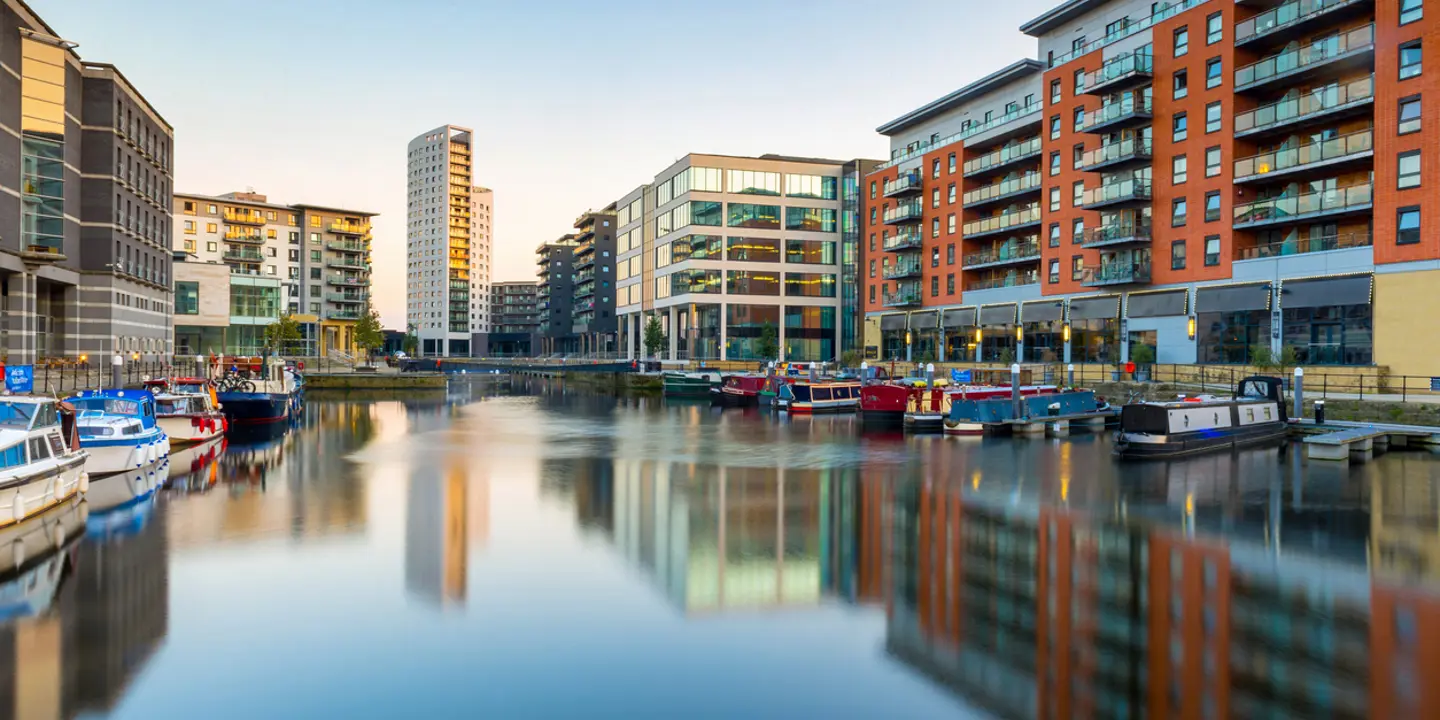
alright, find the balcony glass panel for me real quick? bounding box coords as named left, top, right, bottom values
left=1234, top=25, right=1374, bottom=89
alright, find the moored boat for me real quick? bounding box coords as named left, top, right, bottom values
left=150, top=378, right=227, bottom=445
left=942, top=385, right=1091, bottom=436
left=1115, top=376, right=1288, bottom=459
left=216, top=358, right=301, bottom=426
left=859, top=381, right=921, bottom=427
left=663, top=371, right=722, bottom=398
left=711, top=375, right=765, bottom=407
left=777, top=380, right=862, bottom=414
left=0, top=397, right=89, bottom=526
left=67, top=389, right=170, bottom=477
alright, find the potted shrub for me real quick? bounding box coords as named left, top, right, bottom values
left=1130, top=344, right=1156, bottom=382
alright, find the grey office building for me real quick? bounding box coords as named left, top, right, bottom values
left=535, top=236, right=576, bottom=355
left=571, top=209, right=617, bottom=355
left=0, top=2, right=174, bottom=364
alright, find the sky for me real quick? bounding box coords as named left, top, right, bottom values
left=38, top=0, right=1055, bottom=328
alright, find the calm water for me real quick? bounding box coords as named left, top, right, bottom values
left=7, top=378, right=1440, bottom=718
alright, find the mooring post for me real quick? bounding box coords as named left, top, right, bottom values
left=1011, top=363, right=1022, bottom=419
left=1293, top=366, right=1304, bottom=421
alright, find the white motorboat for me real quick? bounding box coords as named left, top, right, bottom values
left=0, top=397, right=89, bottom=527
left=67, top=389, right=170, bottom=477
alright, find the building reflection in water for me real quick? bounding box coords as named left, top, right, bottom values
left=882, top=446, right=1440, bottom=719
left=405, top=452, right=489, bottom=609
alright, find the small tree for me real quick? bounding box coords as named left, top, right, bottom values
left=1250, top=344, right=1277, bottom=371
left=642, top=316, right=666, bottom=359
left=756, top=322, right=779, bottom=362
left=264, top=315, right=302, bottom=356
left=403, top=323, right=419, bottom=356
left=1278, top=345, right=1299, bottom=373
left=353, top=304, right=384, bottom=365
left=840, top=350, right=862, bottom=369
left=1130, top=344, right=1156, bottom=366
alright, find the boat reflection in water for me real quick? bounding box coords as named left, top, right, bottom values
left=165, top=437, right=224, bottom=494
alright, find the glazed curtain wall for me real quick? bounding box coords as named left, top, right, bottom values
left=784, top=306, right=836, bottom=362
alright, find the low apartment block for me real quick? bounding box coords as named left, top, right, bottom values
left=863, top=0, right=1437, bottom=376
left=479, top=280, right=539, bottom=357
left=571, top=209, right=618, bottom=355
left=172, top=191, right=375, bottom=357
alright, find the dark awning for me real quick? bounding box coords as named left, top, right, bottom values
left=1196, top=283, right=1269, bottom=313
left=942, top=307, right=977, bottom=328
left=880, top=314, right=907, bottom=330
left=1021, top=300, right=1063, bottom=323
left=1069, top=295, right=1121, bottom=320
left=909, top=310, right=939, bottom=329
left=1126, top=289, right=1188, bottom=318
left=1282, top=274, right=1372, bottom=309
left=979, top=303, right=1016, bottom=326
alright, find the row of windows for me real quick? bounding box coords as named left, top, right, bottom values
left=658, top=202, right=838, bottom=236
left=652, top=271, right=837, bottom=299
left=654, top=237, right=837, bottom=268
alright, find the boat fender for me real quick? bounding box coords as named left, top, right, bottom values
left=130, top=447, right=141, bottom=468
left=78, top=472, right=89, bottom=495
left=11, top=494, right=24, bottom=523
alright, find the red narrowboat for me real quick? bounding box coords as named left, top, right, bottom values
left=711, top=375, right=766, bottom=407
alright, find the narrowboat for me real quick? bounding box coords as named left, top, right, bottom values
left=859, top=380, right=926, bottom=427
left=777, top=380, right=862, bottom=414
left=942, top=386, right=1092, bottom=436
left=216, top=358, right=302, bottom=426
left=0, top=397, right=89, bottom=526
left=67, top=389, right=170, bottom=477
left=150, top=379, right=227, bottom=445
left=1114, top=376, right=1288, bottom=459
left=711, top=375, right=766, bottom=407
left=663, top=371, right=722, bottom=398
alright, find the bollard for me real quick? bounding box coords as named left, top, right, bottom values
left=111, top=354, right=122, bottom=389
left=926, top=363, right=935, bottom=387
left=860, top=362, right=869, bottom=386
left=1315, top=400, right=1326, bottom=425
left=1067, top=363, right=1075, bottom=389
left=1292, top=367, right=1304, bottom=421
left=1011, top=363, right=1022, bottom=420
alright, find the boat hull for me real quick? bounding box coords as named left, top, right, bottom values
left=1116, top=423, right=1288, bottom=459
left=80, top=432, right=170, bottom=477
left=0, top=455, right=87, bottom=528
left=84, top=458, right=167, bottom=513
left=218, top=392, right=291, bottom=425
left=711, top=389, right=757, bottom=407
left=157, top=414, right=226, bottom=445
left=782, top=398, right=860, bottom=414
left=662, top=375, right=718, bottom=398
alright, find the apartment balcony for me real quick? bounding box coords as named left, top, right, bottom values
left=1082, top=219, right=1152, bottom=248
left=326, top=240, right=368, bottom=253
left=327, top=256, right=370, bottom=270
left=963, top=205, right=1042, bottom=239
left=963, top=137, right=1043, bottom=178
left=329, top=221, right=369, bottom=236
left=325, top=310, right=362, bottom=321
left=963, top=238, right=1041, bottom=270
left=1078, top=138, right=1152, bottom=173
left=223, top=210, right=265, bottom=226
left=883, top=258, right=923, bottom=280
left=1080, top=178, right=1151, bottom=210
left=967, top=272, right=1039, bottom=292
left=883, top=201, right=924, bottom=225
left=883, top=171, right=923, bottom=198
left=1083, top=261, right=1152, bottom=287
left=882, top=286, right=924, bottom=308
left=325, top=293, right=367, bottom=304
left=962, top=101, right=1044, bottom=149
left=1235, top=0, right=1374, bottom=49
left=574, top=240, right=596, bottom=257
left=1234, top=76, right=1373, bottom=138
left=1233, top=129, right=1373, bottom=184
left=325, top=275, right=371, bottom=287
left=1234, top=231, right=1373, bottom=261
left=1234, top=24, right=1374, bottom=93
left=1232, top=182, right=1372, bottom=229
left=1083, top=51, right=1153, bottom=95
left=1081, top=96, right=1153, bottom=134
left=575, top=285, right=595, bottom=300
left=962, top=173, right=1042, bottom=209
left=222, top=249, right=264, bottom=263
left=224, top=231, right=265, bottom=245
left=575, top=254, right=596, bottom=269
left=883, top=228, right=924, bottom=252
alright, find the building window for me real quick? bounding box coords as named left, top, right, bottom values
left=1205, top=102, right=1222, bottom=133
left=1206, top=12, right=1222, bottom=44
left=1073, top=68, right=1085, bottom=93
left=947, top=243, right=956, bottom=264
left=1173, top=113, right=1188, bottom=142
left=1072, top=181, right=1085, bottom=206
left=207, top=204, right=217, bottom=213
left=1400, top=95, right=1422, bottom=134
left=930, top=276, right=940, bottom=297
left=1399, top=150, right=1422, bottom=188
left=1205, top=146, right=1221, bottom=177
left=948, top=183, right=957, bottom=203
left=1205, top=58, right=1222, bottom=88
left=869, top=259, right=876, bottom=278
left=947, top=213, right=957, bottom=234
left=1402, top=0, right=1423, bottom=24
left=1072, top=255, right=1084, bottom=280
left=869, top=181, right=876, bottom=199
left=1171, top=240, right=1186, bottom=269
left=931, top=159, right=941, bottom=179
left=1051, top=79, right=1062, bottom=104
left=1048, top=259, right=1060, bottom=283
left=1173, top=154, right=1188, bottom=184
left=1050, top=151, right=1061, bottom=176
left=1174, top=26, right=1189, bottom=57
left=1204, top=191, right=1221, bottom=221
left=948, top=153, right=957, bottom=173
left=206, top=241, right=217, bottom=252
left=1172, top=197, right=1188, bottom=226
left=1401, top=41, right=1423, bottom=79
left=932, top=188, right=941, bottom=208
left=1049, top=187, right=1061, bottom=211
left=1049, top=223, right=1061, bottom=247
left=931, top=217, right=941, bottom=238
left=1073, top=144, right=1085, bottom=169
left=868, top=233, right=875, bottom=252
left=175, top=282, right=199, bottom=314
left=1398, top=206, right=1421, bottom=244
left=183, top=220, right=195, bottom=234
left=1204, top=235, right=1221, bottom=266
left=869, top=285, right=875, bottom=303
left=1174, top=70, right=1188, bottom=99
left=1073, top=107, right=1085, bottom=131
left=946, top=273, right=955, bottom=294
left=1050, top=115, right=1061, bottom=139
left=206, top=223, right=217, bottom=233
left=1072, top=218, right=1085, bottom=245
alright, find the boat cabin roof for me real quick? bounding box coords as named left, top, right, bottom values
left=0, top=397, right=60, bottom=432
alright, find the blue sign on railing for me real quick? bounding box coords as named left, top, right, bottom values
left=951, top=369, right=972, bottom=384
left=5, top=365, right=33, bottom=394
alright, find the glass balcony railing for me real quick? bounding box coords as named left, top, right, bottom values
left=1081, top=96, right=1153, bottom=132
left=1234, top=231, right=1372, bottom=260
left=222, top=249, right=264, bottom=263
left=224, top=231, right=265, bottom=244
left=962, top=136, right=1043, bottom=177
left=963, top=238, right=1041, bottom=267
left=883, top=258, right=924, bottom=279
left=1080, top=178, right=1151, bottom=208
left=1236, top=0, right=1367, bottom=46
left=882, top=287, right=923, bottom=307
left=326, top=310, right=362, bottom=321
left=967, top=273, right=1039, bottom=291
left=1233, top=129, right=1372, bottom=179
left=223, top=210, right=265, bottom=225
left=328, top=221, right=370, bottom=235
left=1084, top=261, right=1151, bottom=286
left=1046, top=0, right=1213, bottom=68
left=962, top=173, right=1042, bottom=206
left=1083, top=52, right=1153, bottom=93
left=1234, top=76, right=1373, bottom=135
left=1082, top=220, right=1152, bottom=247
left=883, top=228, right=924, bottom=251
left=326, top=275, right=371, bottom=287
left=326, top=240, right=368, bottom=253
left=962, top=205, right=1041, bottom=236
left=877, top=102, right=1042, bottom=171
left=1234, top=25, right=1374, bottom=90
left=883, top=201, right=924, bottom=224
left=1079, top=138, right=1152, bottom=170
left=326, top=256, right=370, bottom=270
left=325, top=293, right=367, bottom=303
left=1233, top=182, right=1373, bottom=226
left=883, top=171, right=923, bottom=197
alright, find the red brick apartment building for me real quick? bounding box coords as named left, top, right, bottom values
left=862, top=0, right=1440, bottom=378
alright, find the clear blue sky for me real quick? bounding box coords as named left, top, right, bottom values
left=39, top=0, right=1054, bottom=327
